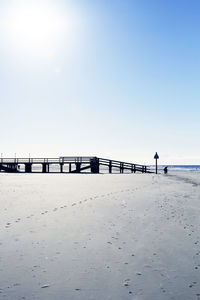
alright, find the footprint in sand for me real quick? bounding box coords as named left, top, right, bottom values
left=13, top=283, right=21, bottom=287
left=41, top=284, right=50, bottom=289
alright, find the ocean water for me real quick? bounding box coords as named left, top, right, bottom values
left=158, top=165, right=200, bottom=173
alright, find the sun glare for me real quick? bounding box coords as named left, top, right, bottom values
left=2, top=2, right=69, bottom=55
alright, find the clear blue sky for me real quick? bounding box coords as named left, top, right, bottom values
left=0, top=0, right=200, bottom=164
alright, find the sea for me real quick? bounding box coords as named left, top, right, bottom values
left=158, top=165, right=200, bottom=173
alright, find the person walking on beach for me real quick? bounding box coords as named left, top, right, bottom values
left=164, top=166, right=168, bottom=174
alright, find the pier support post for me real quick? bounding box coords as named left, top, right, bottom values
left=90, top=157, right=99, bottom=173
left=42, top=163, right=47, bottom=173
left=60, top=163, right=63, bottom=173
left=75, top=162, right=81, bottom=173
left=120, top=163, right=124, bottom=173
left=42, top=163, right=49, bottom=173
left=109, top=161, right=112, bottom=173
left=134, top=165, right=136, bottom=173
left=69, top=163, right=72, bottom=173
left=131, top=164, right=133, bottom=173
left=25, top=163, right=32, bottom=173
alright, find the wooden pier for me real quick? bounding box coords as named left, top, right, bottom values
left=0, top=156, right=152, bottom=174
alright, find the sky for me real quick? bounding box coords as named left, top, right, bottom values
left=0, top=0, right=200, bottom=165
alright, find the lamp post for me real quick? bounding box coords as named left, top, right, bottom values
left=154, top=152, right=159, bottom=174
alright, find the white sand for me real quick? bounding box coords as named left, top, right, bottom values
left=0, top=172, right=200, bottom=300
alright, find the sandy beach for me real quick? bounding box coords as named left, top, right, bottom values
left=1, top=171, right=200, bottom=300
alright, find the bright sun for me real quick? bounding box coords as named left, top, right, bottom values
left=2, top=1, right=69, bottom=55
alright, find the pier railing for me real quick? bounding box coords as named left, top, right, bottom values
left=0, top=157, right=93, bottom=164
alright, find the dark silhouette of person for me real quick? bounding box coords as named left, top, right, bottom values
left=164, top=166, right=168, bottom=174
